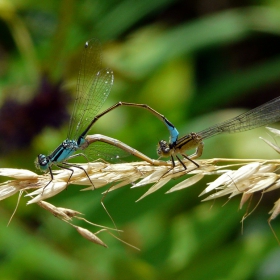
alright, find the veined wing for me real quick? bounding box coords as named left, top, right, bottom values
left=87, top=142, right=131, bottom=161
left=199, top=96, right=280, bottom=139
left=68, top=38, right=113, bottom=140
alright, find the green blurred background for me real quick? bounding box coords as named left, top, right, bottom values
left=1, top=0, right=280, bottom=279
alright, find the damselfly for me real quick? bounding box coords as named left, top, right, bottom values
left=157, top=96, right=280, bottom=169
left=35, top=38, right=114, bottom=188
left=35, top=39, right=175, bottom=189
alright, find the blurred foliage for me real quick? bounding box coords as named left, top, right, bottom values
left=1, top=0, right=280, bottom=279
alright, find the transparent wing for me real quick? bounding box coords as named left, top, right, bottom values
left=68, top=38, right=113, bottom=140
left=86, top=142, right=131, bottom=161
left=199, top=96, right=280, bottom=139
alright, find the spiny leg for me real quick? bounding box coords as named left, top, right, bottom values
left=176, top=155, right=187, bottom=170
left=156, top=155, right=177, bottom=180
left=65, top=152, right=95, bottom=188
left=181, top=154, right=199, bottom=168
left=155, top=153, right=189, bottom=180
left=57, top=164, right=75, bottom=186
left=42, top=167, right=55, bottom=194
left=161, top=153, right=199, bottom=179
left=61, top=162, right=95, bottom=189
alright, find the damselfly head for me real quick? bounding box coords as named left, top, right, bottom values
left=35, top=154, right=50, bottom=171
left=157, top=140, right=172, bottom=157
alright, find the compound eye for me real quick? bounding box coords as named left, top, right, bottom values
left=37, top=154, right=49, bottom=169
left=157, top=147, right=163, bottom=156
left=164, top=146, right=170, bottom=153
left=62, top=140, right=69, bottom=148
left=157, top=140, right=171, bottom=157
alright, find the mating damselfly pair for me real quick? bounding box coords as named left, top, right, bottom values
left=36, top=38, right=280, bottom=191
left=35, top=38, right=174, bottom=191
